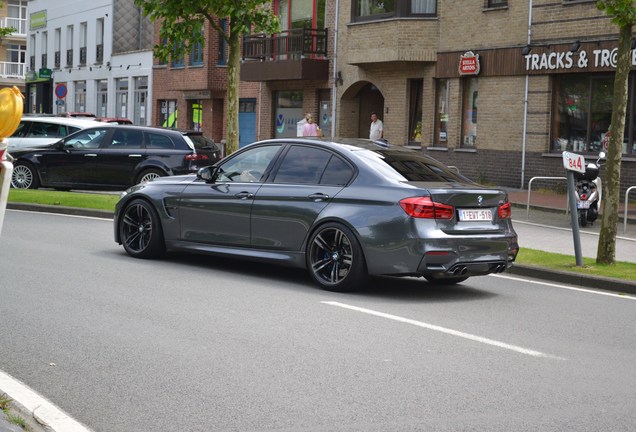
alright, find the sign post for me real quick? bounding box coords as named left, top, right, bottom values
left=562, top=151, right=585, bottom=266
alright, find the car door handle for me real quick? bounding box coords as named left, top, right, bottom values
left=128, top=154, right=143, bottom=158
left=308, top=193, right=329, bottom=202
left=235, top=191, right=254, bottom=200
left=84, top=154, right=98, bottom=157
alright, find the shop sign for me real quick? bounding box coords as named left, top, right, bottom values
left=39, top=68, right=52, bottom=79
left=562, top=151, right=585, bottom=174
left=459, top=51, right=480, bottom=76
left=29, top=10, right=47, bottom=30
left=525, top=48, right=636, bottom=72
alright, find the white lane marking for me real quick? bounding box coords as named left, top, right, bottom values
left=322, top=301, right=562, bottom=359
left=513, top=219, right=636, bottom=242
left=491, top=273, right=636, bottom=300
left=0, top=369, right=93, bottom=432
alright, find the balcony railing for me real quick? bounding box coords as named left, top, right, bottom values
left=0, top=61, right=25, bottom=79
left=55, top=51, right=60, bottom=68
left=242, top=28, right=328, bottom=61
left=79, top=47, right=87, bottom=65
left=0, top=17, right=27, bottom=37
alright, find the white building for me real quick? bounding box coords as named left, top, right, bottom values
left=26, top=0, right=153, bottom=124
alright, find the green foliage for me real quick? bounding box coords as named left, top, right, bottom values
left=597, top=0, right=636, bottom=26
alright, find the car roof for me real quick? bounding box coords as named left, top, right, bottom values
left=20, top=116, right=106, bottom=127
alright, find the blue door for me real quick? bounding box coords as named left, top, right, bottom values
left=239, top=99, right=256, bottom=148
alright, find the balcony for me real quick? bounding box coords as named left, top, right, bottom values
left=240, top=28, right=329, bottom=82
left=0, top=61, right=25, bottom=79
left=0, top=17, right=27, bottom=38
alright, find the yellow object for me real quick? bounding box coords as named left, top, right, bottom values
left=0, top=86, right=24, bottom=138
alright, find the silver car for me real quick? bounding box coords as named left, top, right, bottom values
left=114, top=138, right=519, bottom=291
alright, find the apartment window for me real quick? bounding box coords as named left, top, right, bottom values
left=408, top=79, right=423, bottom=145
left=191, top=33, right=204, bottom=66
left=7, top=44, right=25, bottom=77
left=28, top=34, right=35, bottom=69
left=96, top=18, right=104, bottom=63
left=96, top=80, right=108, bottom=117
left=217, top=19, right=227, bottom=66
left=352, top=0, right=436, bottom=21
left=41, top=32, right=48, bottom=68
left=171, top=41, right=184, bottom=68
left=486, top=0, right=507, bottom=7
left=434, top=79, right=449, bottom=146
left=74, top=81, right=87, bottom=112
left=79, top=22, right=87, bottom=65
left=66, top=25, right=74, bottom=67
left=115, top=78, right=129, bottom=118
left=461, top=77, right=478, bottom=148
left=133, top=76, right=148, bottom=125
left=54, top=28, right=61, bottom=68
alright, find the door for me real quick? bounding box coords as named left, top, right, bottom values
left=251, top=145, right=353, bottom=251
left=179, top=144, right=283, bottom=246
left=239, top=99, right=256, bottom=148
left=93, top=128, right=146, bottom=187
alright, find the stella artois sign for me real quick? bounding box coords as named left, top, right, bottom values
left=459, top=51, right=480, bottom=76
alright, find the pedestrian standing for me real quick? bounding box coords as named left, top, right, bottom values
left=369, top=112, right=383, bottom=140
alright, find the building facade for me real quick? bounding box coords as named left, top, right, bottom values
left=25, top=0, right=153, bottom=124
left=0, top=0, right=27, bottom=94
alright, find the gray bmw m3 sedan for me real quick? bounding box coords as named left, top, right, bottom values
left=114, top=138, right=518, bottom=292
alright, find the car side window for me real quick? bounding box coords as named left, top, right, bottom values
left=273, top=146, right=332, bottom=185
left=65, top=129, right=109, bottom=149
left=321, top=155, right=354, bottom=186
left=11, top=121, right=27, bottom=137
left=110, top=129, right=143, bottom=149
left=146, top=132, right=175, bottom=149
left=217, top=145, right=281, bottom=183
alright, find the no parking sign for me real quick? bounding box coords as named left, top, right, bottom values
left=55, top=83, right=67, bottom=99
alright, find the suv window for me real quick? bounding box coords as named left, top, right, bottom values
left=65, top=129, right=110, bottom=149
left=110, top=129, right=143, bottom=149
left=146, top=132, right=175, bottom=149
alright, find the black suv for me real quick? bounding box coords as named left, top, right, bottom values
left=10, top=125, right=221, bottom=190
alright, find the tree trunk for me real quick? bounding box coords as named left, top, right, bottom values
left=596, top=25, right=631, bottom=264
left=225, top=31, right=241, bottom=156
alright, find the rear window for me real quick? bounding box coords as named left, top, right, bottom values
left=357, top=149, right=470, bottom=183
left=187, top=134, right=219, bottom=151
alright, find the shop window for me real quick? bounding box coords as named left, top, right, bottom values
left=115, top=78, right=129, bottom=119
left=434, top=79, right=449, bottom=147
left=408, top=79, right=423, bottom=145
left=190, top=100, right=202, bottom=131
left=274, top=91, right=303, bottom=138
left=96, top=79, right=107, bottom=117
left=486, top=0, right=507, bottom=8
left=74, top=81, right=86, bottom=112
left=552, top=74, right=622, bottom=154
left=160, top=100, right=178, bottom=128
left=461, top=78, right=478, bottom=148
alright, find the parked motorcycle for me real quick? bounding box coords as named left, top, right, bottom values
left=574, top=151, right=605, bottom=227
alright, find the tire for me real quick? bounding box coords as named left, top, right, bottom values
left=424, top=275, right=469, bottom=285
left=579, top=209, right=587, bottom=227
left=307, top=222, right=367, bottom=292
left=11, top=161, right=40, bottom=189
left=136, top=168, right=164, bottom=185
left=119, top=199, right=165, bottom=258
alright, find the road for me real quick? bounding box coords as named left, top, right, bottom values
left=1, top=210, right=635, bottom=431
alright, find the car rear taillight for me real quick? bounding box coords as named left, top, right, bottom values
left=185, top=153, right=209, bottom=161
left=497, top=202, right=512, bottom=219
left=399, top=197, right=454, bottom=220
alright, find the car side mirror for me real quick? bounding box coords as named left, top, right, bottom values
left=197, top=166, right=218, bottom=182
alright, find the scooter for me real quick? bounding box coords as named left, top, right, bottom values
left=574, top=151, right=605, bottom=227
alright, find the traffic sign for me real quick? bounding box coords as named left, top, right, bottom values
left=562, top=151, right=585, bottom=174
left=55, top=83, right=67, bottom=99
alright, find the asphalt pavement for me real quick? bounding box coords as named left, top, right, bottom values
left=2, top=189, right=636, bottom=432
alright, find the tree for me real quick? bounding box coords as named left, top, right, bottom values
left=135, top=0, right=279, bottom=155
left=595, top=1, right=636, bottom=265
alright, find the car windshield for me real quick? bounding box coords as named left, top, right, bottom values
left=355, top=148, right=471, bottom=183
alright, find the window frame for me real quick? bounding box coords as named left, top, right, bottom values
left=351, top=0, right=436, bottom=22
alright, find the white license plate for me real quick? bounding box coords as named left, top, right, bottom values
left=458, top=209, right=493, bottom=221
left=577, top=201, right=591, bottom=209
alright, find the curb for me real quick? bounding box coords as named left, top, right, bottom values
left=7, top=201, right=636, bottom=296
left=508, top=264, right=636, bottom=295
left=7, top=202, right=114, bottom=219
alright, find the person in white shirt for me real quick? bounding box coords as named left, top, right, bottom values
left=369, top=112, right=383, bottom=140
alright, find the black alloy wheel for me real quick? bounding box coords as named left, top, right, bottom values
left=307, top=223, right=366, bottom=292
left=120, top=199, right=165, bottom=258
